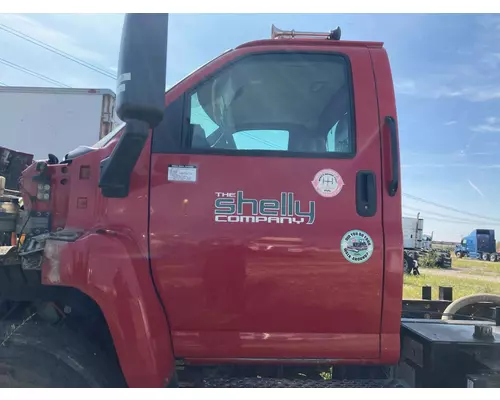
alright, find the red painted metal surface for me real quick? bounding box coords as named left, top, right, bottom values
left=36, top=138, right=176, bottom=388
left=148, top=42, right=400, bottom=363
left=369, top=47, right=403, bottom=363
left=27, top=37, right=403, bottom=386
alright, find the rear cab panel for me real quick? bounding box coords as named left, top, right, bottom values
left=369, top=47, right=403, bottom=362
left=149, top=38, right=401, bottom=363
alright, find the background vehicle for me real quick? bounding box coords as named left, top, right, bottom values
left=0, top=86, right=117, bottom=162
left=455, top=229, right=500, bottom=262
left=0, top=15, right=499, bottom=389
left=403, top=216, right=452, bottom=273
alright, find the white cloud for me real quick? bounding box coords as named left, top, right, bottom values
left=394, top=79, right=417, bottom=95
left=486, top=117, right=500, bottom=124
left=402, top=162, right=500, bottom=169
left=444, top=120, right=457, bottom=126
left=467, top=179, right=484, bottom=198
left=472, top=125, right=500, bottom=132
left=471, top=117, right=500, bottom=132
left=396, top=78, right=500, bottom=102
left=395, top=16, right=500, bottom=103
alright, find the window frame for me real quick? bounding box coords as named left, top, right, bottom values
left=152, top=50, right=358, bottom=159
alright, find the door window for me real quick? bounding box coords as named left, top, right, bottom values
left=187, top=52, right=354, bottom=156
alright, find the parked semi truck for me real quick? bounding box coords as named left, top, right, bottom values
left=0, top=14, right=500, bottom=388
left=455, top=229, right=499, bottom=262
left=403, top=216, right=451, bottom=273
left=0, top=86, right=117, bottom=162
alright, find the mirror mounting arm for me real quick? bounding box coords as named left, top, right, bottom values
left=99, top=119, right=149, bottom=198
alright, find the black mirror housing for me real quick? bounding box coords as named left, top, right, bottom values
left=99, top=13, right=168, bottom=198
left=116, top=13, right=169, bottom=128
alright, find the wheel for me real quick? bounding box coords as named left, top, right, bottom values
left=490, top=253, right=497, bottom=262
left=403, top=253, right=415, bottom=274
left=0, top=320, right=126, bottom=387
left=437, top=254, right=444, bottom=265
left=403, top=256, right=413, bottom=274
left=455, top=251, right=463, bottom=258
left=482, top=253, right=489, bottom=261
left=440, top=256, right=452, bottom=269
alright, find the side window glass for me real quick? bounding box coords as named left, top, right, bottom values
left=326, top=114, right=350, bottom=153
left=326, top=122, right=339, bottom=151
left=233, top=130, right=289, bottom=151
left=187, top=53, right=353, bottom=155
left=190, top=92, right=219, bottom=138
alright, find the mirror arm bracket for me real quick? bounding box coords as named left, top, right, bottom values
left=99, top=119, right=150, bottom=198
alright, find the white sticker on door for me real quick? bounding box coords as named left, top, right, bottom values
left=340, top=230, right=374, bottom=264
left=312, top=169, right=344, bottom=198
left=168, top=164, right=197, bottom=183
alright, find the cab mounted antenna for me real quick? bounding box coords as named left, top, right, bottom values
left=271, top=24, right=341, bottom=40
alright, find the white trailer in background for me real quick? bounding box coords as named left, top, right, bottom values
left=0, top=86, right=118, bottom=161
left=403, top=216, right=424, bottom=251
left=402, top=216, right=451, bottom=273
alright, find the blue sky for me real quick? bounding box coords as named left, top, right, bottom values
left=1, top=13, right=500, bottom=241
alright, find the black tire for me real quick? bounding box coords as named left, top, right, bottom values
left=482, top=253, right=489, bottom=261
left=490, top=253, right=497, bottom=262
left=0, top=320, right=126, bottom=387
left=403, top=254, right=413, bottom=274
left=455, top=251, right=463, bottom=258
left=441, top=257, right=452, bottom=269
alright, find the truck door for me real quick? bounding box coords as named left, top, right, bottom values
left=149, top=45, right=386, bottom=361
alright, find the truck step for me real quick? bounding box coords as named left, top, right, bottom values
left=186, top=377, right=403, bottom=388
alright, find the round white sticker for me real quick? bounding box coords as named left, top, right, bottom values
left=312, top=169, right=344, bottom=198
left=340, top=230, right=374, bottom=264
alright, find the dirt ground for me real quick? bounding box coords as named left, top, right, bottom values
left=422, top=266, right=500, bottom=283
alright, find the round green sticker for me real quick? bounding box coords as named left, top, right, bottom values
left=340, top=230, right=374, bottom=264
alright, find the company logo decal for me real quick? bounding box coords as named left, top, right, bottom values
left=214, top=191, right=315, bottom=225
left=312, top=169, right=344, bottom=198
left=340, top=230, right=374, bottom=264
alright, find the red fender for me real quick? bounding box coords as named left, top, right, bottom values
left=41, top=231, right=175, bottom=388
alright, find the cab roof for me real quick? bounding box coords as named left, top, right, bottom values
left=237, top=38, right=384, bottom=50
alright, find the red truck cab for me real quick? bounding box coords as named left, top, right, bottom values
left=18, top=17, right=403, bottom=387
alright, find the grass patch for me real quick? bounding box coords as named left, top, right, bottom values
left=403, top=273, right=500, bottom=300
left=453, top=257, right=500, bottom=275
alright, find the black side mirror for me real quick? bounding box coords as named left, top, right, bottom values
left=99, top=13, right=169, bottom=198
